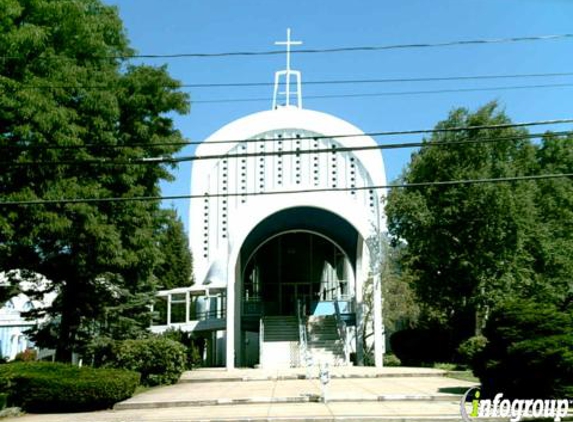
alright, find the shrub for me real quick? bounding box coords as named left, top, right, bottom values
left=433, top=362, right=457, bottom=371
left=13, top=349, right=37, bottom=362
left=472, top=300, right=573, bottom=398
left=83, top=336, right=115, bottom=367
left=457, top=335, right=487, bottom=366
left=161, top=328, right=203, bottom=369
left=383, top=353, right=401, bottom=367
left=0, top=362, right=139, bottom=412
left=109, top=337, right=186, bottom=386
left=390, top=327, right=452, bottom=366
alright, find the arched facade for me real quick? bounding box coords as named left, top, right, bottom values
left=183, top=106, right=386, bottom=368
left=151, top=33, right=387, bottom=368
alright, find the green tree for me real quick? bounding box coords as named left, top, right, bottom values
left=0, top=0, right=189, bottom=360
left=473, top=300, right=573, bottom=398
left=385, top=102, right=540, bottom=341
left=154, top=209, right=193, bottom=290
left=531, top=133, right=573, bottom=306
left=362, top=238, right=419, bottom=365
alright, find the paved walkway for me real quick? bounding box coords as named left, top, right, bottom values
left=3, top=367, right=480, bottom=422
left=178, top=366, right=449, bottom=382
left=4, top=402, right=472, bottom=422
left=115, top=375, right=469, bottom=409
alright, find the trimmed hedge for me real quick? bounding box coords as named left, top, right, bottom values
left=0, top=362, right=140, bottom=413
left=109, top=337, right=186, bottom=386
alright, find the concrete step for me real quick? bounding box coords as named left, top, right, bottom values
left=308, top=343, right=344, bottom=350
left=116, top=394, right=465, bottom=410
left=308, top=334, right=340, bottom=341
left=263, top=316, right=300, bottom=342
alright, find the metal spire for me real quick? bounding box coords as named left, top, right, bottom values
left=272, top=28, right=303, bottom=109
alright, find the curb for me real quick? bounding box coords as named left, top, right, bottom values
left=179, top=372, right=448, bottom=383
left=114, top=394, right=462, bottom=410
left=131, top=418, right=507, bottom=422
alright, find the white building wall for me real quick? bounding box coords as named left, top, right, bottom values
left=190, top=107, right=386, bottom=288
left=189, top=106, right=387, bottom=368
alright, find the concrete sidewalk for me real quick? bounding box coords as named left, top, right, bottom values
left=2, top=367, right=481, bottom=422
left=3, top=401, right=473, bottom=422
left=114, top=375, right=470, bottom=409
left=178, top=366, right=450, bottom=382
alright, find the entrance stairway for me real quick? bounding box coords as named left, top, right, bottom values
left=259, top=315, right=347, bottom=368
left=260, top=316, right=300, bottom=368
left=306, top=315, right=347, bottom=366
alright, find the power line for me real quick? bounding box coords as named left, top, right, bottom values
left=1, top=173, right=572, bottom=206
left=191, top=82, right=573, bottom=104
left=3, top=118, right=573, bottom=153
left=3, top=33, right=572, bottom=61
left=14, top=71, right=573, bottom=90
left=4, top=130, right=572, bottom=167
left=186, top=72, right=573, bottom=88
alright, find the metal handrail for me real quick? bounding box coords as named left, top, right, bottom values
left=333, top=299, right=350, bottom=365
left=297, top=299, right=312, bottom=374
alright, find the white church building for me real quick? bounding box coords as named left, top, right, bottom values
left=152, top=30, right=387, bottom=369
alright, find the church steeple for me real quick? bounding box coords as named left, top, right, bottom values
left=272, top=28, right=303, bottom=109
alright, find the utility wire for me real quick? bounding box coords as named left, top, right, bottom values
left=4, top=130, right=572, bottom=167
left=11, top=33, right=573, bottom=60
left=13, top=71, right=573, bottom=90
left=1, top=173, right=572, bottom=206
left=3, top=34, right=572, bottom=61
left=3, top=118, right=573, bottom=153
left=12, top=80, right=573, bottom=105
left=192, top=82, right=573, bottom=104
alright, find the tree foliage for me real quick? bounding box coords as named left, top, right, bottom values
left=0, top=0, right=190, bottom=360
left=386, top=102, right=573, bottom=343
left=154, top=209, right=193, bottom=290
left=473, top=300, right=573, bottom=398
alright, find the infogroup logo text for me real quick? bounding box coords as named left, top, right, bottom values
left=460, top=388, right=570, bottom=422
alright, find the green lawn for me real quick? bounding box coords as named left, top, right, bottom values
left=446, top=370, right=479, bottom=384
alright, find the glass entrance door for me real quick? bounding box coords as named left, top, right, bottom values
left=281, top=283, right=311, bottom=316
left=243, top=232, right=351, bottom=317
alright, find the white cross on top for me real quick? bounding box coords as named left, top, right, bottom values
left=275, top=28, right=302, bottom=72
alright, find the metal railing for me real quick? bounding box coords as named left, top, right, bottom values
left=333, top=299, right=350, bottom=364
left=192, top=308, right=226, bottom=321
left=297, top=299, right=312, bottom=376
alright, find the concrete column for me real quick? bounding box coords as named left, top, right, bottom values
left=234, top=261, right=242, bottom=367
left=167, top=294, right=172, bottom=326
left=373, top=273, right=384, bottom=368
left=355, top=239, right=364, bottom=365
left=185, top=291, right=190, bottom=323
left=225, top=268, right=235, bottom=370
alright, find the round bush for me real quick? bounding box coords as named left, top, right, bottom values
left=457, top=335, right=488, bottom=365
left=109, top=337, right=186, bottom=386
left=0, top=362, right=139, bottom=413
left=472, top=300, right=573, bottom=398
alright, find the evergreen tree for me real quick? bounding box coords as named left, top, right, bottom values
left=154, top=209, right=193, bottom=290
left=0, top=0, right=189, bottom=360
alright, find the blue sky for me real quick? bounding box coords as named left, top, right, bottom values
left=104, top=0, right=573, bottom=232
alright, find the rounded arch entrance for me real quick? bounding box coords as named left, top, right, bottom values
left=243, top=230, right=354, bottom=317
left=235, top=206, right=361, bottom=366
